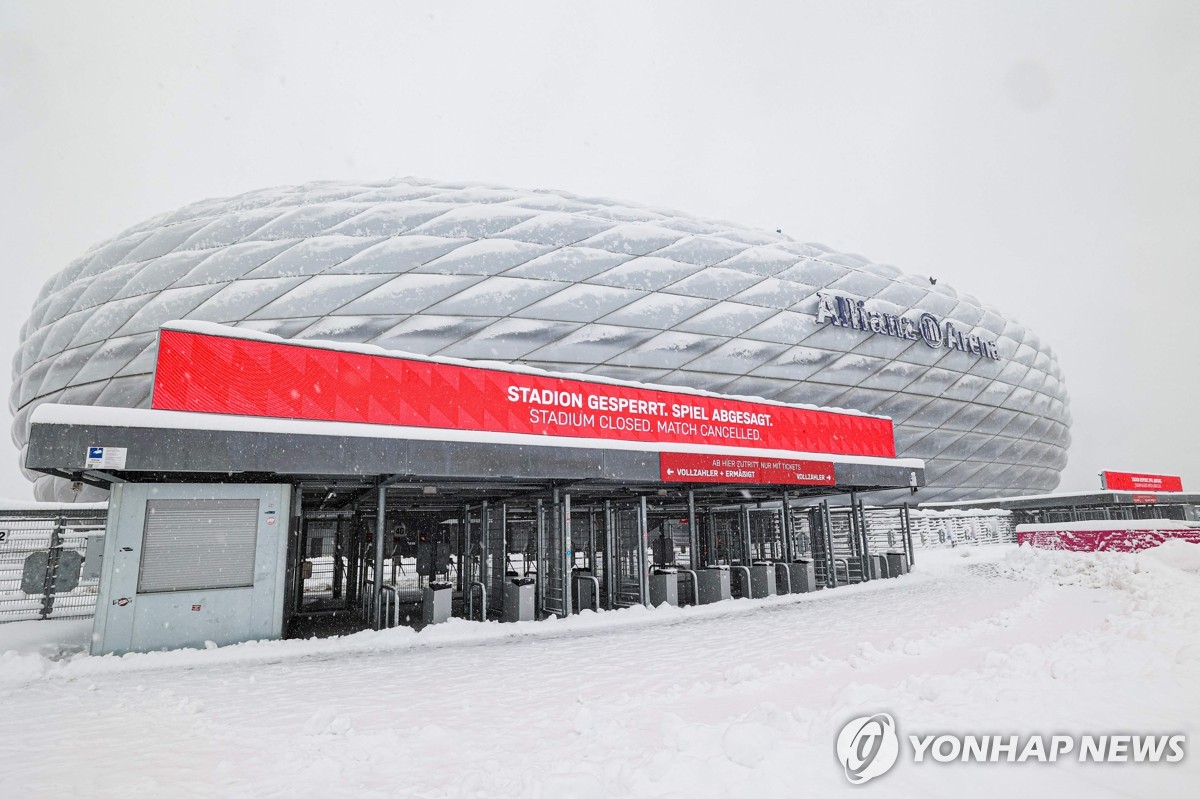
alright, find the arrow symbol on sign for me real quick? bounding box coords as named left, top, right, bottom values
left=667, top=469, right=675, bottom=475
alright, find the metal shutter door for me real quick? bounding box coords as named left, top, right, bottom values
left=137, top=498, right=260, bottom=593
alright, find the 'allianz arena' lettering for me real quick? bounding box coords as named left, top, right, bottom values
left=816, top=293, right=1001, bottom=360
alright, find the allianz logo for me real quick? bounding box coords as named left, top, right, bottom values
left=815, top=292, right=1002, bottom=360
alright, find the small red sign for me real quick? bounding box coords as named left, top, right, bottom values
left=1102, top=471, right=1184, bottom=492
left=1132, top=494, right=1158, bottom=505
left=191, top=605, right=202, bottom=611
left=660, top=452, right=835, bottom=485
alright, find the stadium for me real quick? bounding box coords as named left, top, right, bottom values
left=10, top=178, right=1070, bottom=503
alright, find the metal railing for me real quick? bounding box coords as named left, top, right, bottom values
left=832, top=557, right=849, bottom=587
left=574, top=573, right=600, bottom=612
left=729, top=565, right=751, bottom=599
left=675, top=568, right=699, bottom=605
left=379, top=585, right=400, bottom=629
left=466, top=580, right=487, bottom=621
left=361, top=579, right=376, bottom=624
left=1, top=509, right=108, bottom=624
left=774, top=562, right=791, bottom=594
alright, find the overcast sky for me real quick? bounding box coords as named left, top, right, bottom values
left=1, top=0, right=1197, bottom=499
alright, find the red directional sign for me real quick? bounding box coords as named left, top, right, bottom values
left=659, top=452, right=835, bottom=485
left=1101, top=471, right=1183, bottom=493
left=151, top=327, right=897, bottom=458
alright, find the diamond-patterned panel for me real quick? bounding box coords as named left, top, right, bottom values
left=12, top=177, right=1071, bottom=502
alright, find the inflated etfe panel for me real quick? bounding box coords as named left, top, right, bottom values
left=14, top=178, right=1070, bottom=504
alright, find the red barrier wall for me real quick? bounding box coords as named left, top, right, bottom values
left=1017, top=529, right=1200, bottom=552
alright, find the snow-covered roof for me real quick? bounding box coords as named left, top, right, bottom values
left=910, top=507, right=1012, bottom=518
left=0, top=497, right=107, bottom=512
left=921, top=489, right=1199, bottom=509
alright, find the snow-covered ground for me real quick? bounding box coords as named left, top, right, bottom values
left=2, top=543, right=1198, bottom=797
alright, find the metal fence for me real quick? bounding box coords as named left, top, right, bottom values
left=0, top=501, right=1019, bottom=627
left=908, top=509, right=1015, bottom=548
left=0, top=508, right=108, bottom=623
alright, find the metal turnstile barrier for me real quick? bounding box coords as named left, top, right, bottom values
left=537, top=495, right=570, bottom=618
left=611, top=502, right=646, bottom=608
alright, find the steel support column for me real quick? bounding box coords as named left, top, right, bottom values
left=587, top=508, right=597, bottom=573
left=857, top=495, right=870, bottom=579
left=903, top=502, right=915, bottom=566
left=374, top=484, right=387, bottom=630
left=479, top=500, right=490, bottom=617
left=781, top=491, right=794, bottom=563
left=741, top=504, right=752, bottom=564
left=500, top=501, right=508, bottom=579
left=687, top=490, right=699, bottom=568
left=604, top=500, right=616, bottom=610
left=459, top=504, right=469, bottom=595
left=562, top=491, right=573, bottom=617
left=821, top=500, right=835, bottom=588
left=848, top=491, right=862, bottom=581
left=332, top=517, right=344, bottom=599
left=291, top=489, right=306, bottom=613
left=535, top=497, right=545, bottom=617
left=706, top=510, right=717, bottom=565
left=346, top=511, right=359, bottom=605
left=297, top=511, right=309, bottom=611
left=638, top=495, right=650, bottom=606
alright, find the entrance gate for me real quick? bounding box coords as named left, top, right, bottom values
left=296, top=513, right=350, bottom=613
left=748, top=507, right=787, bottom=562
left=313, top=486, right=917, bottom=632
left=798, top=498, right=912, bottom=587
left=571, top=505, right=604, bottom=611
left=537, top=495, right=570, bottom=618
left=609, top=500, right=647, bottom=608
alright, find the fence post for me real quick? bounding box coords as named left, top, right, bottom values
left=39, top=517, right=64, bottom=619
left=903, top=502, right=915, bottom=566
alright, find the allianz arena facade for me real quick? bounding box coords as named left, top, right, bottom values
left=11, top=178, right=1070, bottom=503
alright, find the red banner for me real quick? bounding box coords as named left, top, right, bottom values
left=659, top=452, right=835, bottom=485
left=151, top=328, right=896, bottom=457
left=1101, top=471, right=1184, bottom=492
left=1018, top=529, right=1200, bottom=552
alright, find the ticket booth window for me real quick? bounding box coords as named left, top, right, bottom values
left=136, top=498, right=260, bottom=593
